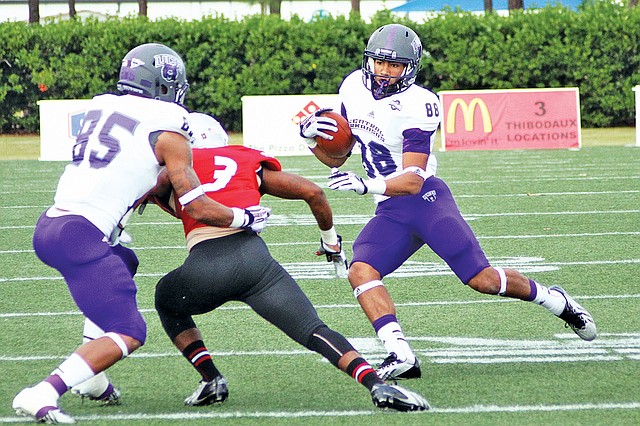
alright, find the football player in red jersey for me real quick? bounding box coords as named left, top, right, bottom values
left=152, top=112, right=429, bottom=412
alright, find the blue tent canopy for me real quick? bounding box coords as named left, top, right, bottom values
left=390, top=0, right=581, bottom=12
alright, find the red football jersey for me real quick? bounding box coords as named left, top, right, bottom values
left=179, top=146, right=281, bottom=236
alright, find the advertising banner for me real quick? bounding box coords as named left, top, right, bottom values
left=241, top=94, right=340, bottom=156
left=439, top=88, right=581, bottom=151
left=38, top=99, right=90, bottom=161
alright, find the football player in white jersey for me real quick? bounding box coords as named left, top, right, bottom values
left=12, top=43, right=269, bottom=424
left=301, top=24, right=596, bottom=381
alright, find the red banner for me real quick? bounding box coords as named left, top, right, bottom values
left=439, top=88, right=581, bottom=151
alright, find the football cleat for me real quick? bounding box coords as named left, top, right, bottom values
left=13, top=385, right=75, bottom=424
left=72, top=384, right=121, bottom=406
left=370, top=383, right=430, bottom=412
left=551, top=286, right=597, bottom=341
left=71, top=373, right=121, bottom=405
left=377, top=352, right=422, bottom=380
left=184, top=375, right=229, bottom=406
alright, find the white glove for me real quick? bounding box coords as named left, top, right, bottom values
left=108, top=209, right=134, bottom=246
left=231, top=206, right=271, bottom=233
left=328, top=170, right=368, bottom=195
left=316, top=235, right=349, bottom=278
left=299, top=108, right=337, bottom=142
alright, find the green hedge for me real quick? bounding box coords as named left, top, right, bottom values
left=1, top=2, right=639, bottom=133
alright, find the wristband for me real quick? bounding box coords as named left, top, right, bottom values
left=178, top=186, right=205, bottom=206
left=304, top=137, right=317, bottom=149
left=403, top=166, right=431, bottom=181
left=230, top=207, right=245, bottom=228
left=319, top=226, right=338, bottom=246
left=364, top=179, right=386, bottom=195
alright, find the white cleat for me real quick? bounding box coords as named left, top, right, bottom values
left=551, top=285, right=597, bottom=341
left=370, top=383, right=430, bottom=412
left=376, top=352, right=422, bottom=380
left=71, top=373, right=121, bottom=405
left=12, top=385, right=75, bottom=424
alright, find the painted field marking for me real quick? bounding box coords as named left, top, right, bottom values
left=2, top=334, right=639, bottom=365
left=0, top=402, right=639, bottom=423
left=2, top=257, right=639, bottom=282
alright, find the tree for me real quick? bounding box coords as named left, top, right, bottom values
left=139, top=0, right=147, bottom=17
left=484, top=0, right=493, bottom=13
left=351, top=0, right=361, bottom=14
left=268, top=0, right=281, bottom=14
left=508, top=0, right=524, bottom=10
left=28, top=0, right=39, bottom=23
left=68, top=0, right=76, bottom=19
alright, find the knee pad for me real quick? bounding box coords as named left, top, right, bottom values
left=353, top=280, right=384, bottom=299
left=104, top=332, right=130, bottom=359
left=495, top=267, right=507, bottom=296
left=306, top=326, right=355, bottom=367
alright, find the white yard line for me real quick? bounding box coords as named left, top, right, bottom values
left=1, top=402, right=639, bottom=422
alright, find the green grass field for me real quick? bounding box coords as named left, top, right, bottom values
left=0, top=134, right=639, bottom=425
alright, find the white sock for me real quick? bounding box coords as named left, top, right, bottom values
left=377, top=322, right=416, bottom=364
left=531, top=282, right=566, bottom=316
left=72, top=318, right=110, bottom=394
left=52, top=353, right=96, bottom=389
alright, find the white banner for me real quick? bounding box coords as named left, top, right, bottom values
left=241, top=94, right=340, bottom=156
left=38, top=99, right=90, bottom=161
left=39, top=95, right=342, bottom=161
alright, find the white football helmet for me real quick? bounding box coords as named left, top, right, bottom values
left=189, top=112, right=229, bottom=149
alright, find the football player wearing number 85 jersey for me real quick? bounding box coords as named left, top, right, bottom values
left=303, top=24, right=597, bottom=382
left=12, top=44, right=269, bottom=424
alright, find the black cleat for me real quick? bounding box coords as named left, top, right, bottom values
left=184, top=375, right=229, bottom=406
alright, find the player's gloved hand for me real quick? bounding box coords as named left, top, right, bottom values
left=299, top=108, right=337, bottom=145
left=316, top=235, right=349, bottom=278
left=328, top=170, right=368, bottom=195
left=107, top=209, right=134, bottom=246
left=108, top=226, right=132, bottom=246
left=231, top=206, right=271, bottom=233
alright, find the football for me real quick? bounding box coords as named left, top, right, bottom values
left=315, top=111, right=355, bottom=158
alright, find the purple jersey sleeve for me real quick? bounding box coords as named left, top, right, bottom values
left=402, top=128, right=434, bottom=156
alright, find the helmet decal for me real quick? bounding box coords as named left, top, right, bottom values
left=411, top=37, right=422, bottom=57
left=154, top=54, right=182, bottom=82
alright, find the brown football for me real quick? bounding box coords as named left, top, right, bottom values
left=314, top=111, right=355, bottom=158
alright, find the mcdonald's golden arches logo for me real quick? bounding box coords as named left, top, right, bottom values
left=446, top=98, right=493, bottom=134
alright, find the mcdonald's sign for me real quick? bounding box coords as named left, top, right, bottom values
left=446, top=98, right=492, bottom=134
left=439, top=88, right=581, bottom=151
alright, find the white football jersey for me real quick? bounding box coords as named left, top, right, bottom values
left=53, top=94, right=190, bottom=237
left=339, top=70, right=441, bottom=203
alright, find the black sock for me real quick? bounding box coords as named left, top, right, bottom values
left=345, top=357, right=382, bottom=391
left=182, top=340, right=221, bottom=382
